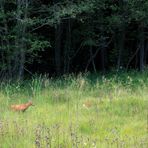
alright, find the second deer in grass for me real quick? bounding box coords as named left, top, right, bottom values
left=83, top=100, right=94, bottom=109
left=10, top=101, right=33, bottom=112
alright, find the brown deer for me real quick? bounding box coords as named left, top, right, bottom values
left=83, top=100, right=94, bottom=109
left=10, top=101, right=33, bottom=112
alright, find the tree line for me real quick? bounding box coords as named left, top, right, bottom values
left=0, top=0, right=148, bottom=79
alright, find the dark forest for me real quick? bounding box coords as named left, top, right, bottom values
left=0, top=0, right=148, bottom=79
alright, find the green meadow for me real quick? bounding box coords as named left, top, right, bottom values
left=0, top=71, right=147, bottom=148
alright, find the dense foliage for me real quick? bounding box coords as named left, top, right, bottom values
left=0, top=0, right=148, bottom=79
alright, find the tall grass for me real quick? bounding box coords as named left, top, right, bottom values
left=0, top=71, right=147, bottom=147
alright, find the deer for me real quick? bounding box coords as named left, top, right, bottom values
left=83, top=100, right=94, bottom=109
left=10, top=101, right=34, bottom=112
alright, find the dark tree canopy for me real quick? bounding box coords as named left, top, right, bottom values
left=0, top=0, right=148, bottom=79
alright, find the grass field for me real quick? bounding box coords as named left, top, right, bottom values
left=0, top=71, right=148, bottom=148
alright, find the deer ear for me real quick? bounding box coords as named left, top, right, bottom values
left=29, top=100, right=34, bottom=105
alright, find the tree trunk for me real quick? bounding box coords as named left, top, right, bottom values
left=0, top=0, right=12, bottom=79
left=89, top=46, right=96, bottom=73
left=144, top=40, right=148, bottom=66
left=117, top=0, right=126, bottom=71
left=139, top=23, right=145, bottom=72
left=19, top=0, right=28, bottom=79
left=64, top=19, right=71, bottom=74
left=117, top=28, right=125, bottom=70
left=100, top=48, right=106, bottom=73
left=55, top=23, right=63, bottom=75
left=14, top=0, right=28, bottom=79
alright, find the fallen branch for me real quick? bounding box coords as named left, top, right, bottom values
left=85, top=38, right=112, bottom=72
left=126, top=46, right=140, bottom=70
